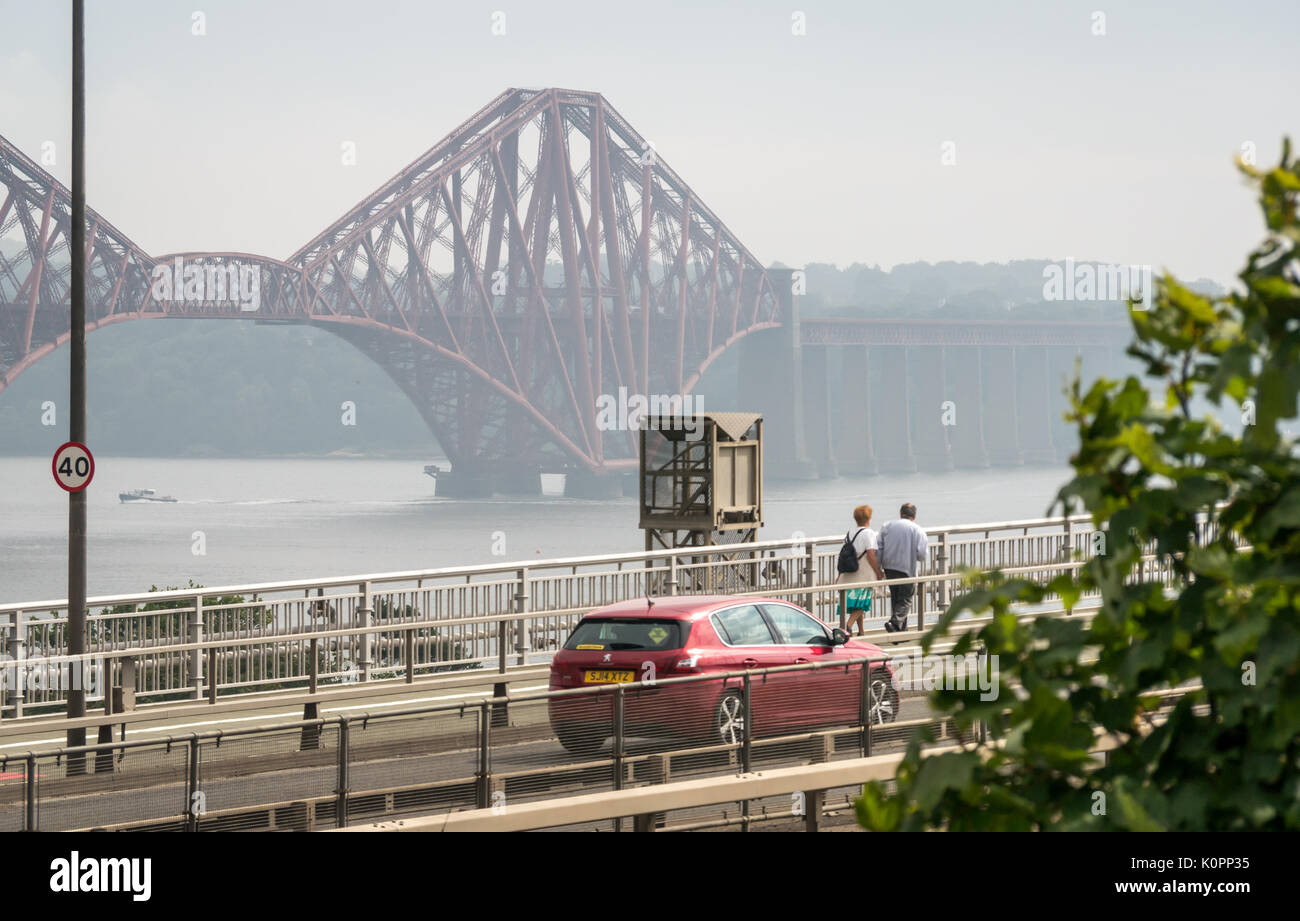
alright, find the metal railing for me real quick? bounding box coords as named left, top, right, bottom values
left=1, top=511, right=1234, bottom=718
left=0, top=648, right=1198, bottom=833
left=0, top=654, right=926, bottom=831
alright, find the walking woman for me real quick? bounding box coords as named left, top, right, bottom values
left=835, top=504, right=885, bottom=636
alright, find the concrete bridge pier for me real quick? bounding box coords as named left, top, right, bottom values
left=436, top=467, right=495, bottom=498
left=869, top=346, right=916, bottom=473
left=564, top=470, right=625, bottom=499
left=492, top=464, right=544, bottom=496
left=981, top=346, right=1022, bottom=467
left=836, top=346, right=878, bottom=475
left=944, top=346, right=989, bottom=469
left=738, top=271, right=815, bottom=479
left=1016, top=347, right=1057, bottom=464
left=801, top=346, right=838, bottom=477
left=1048, top=348, right=1082, bottom=463
left=908, top=346, right=954, bottom=473
left=437, top=464, right=547, bottom=497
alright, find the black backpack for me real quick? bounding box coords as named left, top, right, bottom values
left=837, top=528, right=866, bottom=574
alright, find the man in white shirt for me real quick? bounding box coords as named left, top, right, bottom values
left=878, top=503, right=928, bottom=633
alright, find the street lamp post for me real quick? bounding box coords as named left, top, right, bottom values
left=67, top=0, right=88, bottom=765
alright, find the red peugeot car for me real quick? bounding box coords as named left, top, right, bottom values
left=547, top=595, right=898, bottom=755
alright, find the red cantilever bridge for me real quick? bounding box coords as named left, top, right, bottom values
left=0, top=87, right=1127, bottom=491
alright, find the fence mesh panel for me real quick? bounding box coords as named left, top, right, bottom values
left=0, top=660, right=1078, bottom=831
left=194, top=725, right=339, bottom=831
left=343, top=709, right=480, bottom=824
left=499, top=696, right=617, bottom=807
left=0, top=759, right=29, bottom=831
left=37, top=743, right=188, bottom=832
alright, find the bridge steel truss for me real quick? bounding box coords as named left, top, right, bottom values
left=0, top=137, right=157, bottom=391
left=0, top=88, right=782, bottom=478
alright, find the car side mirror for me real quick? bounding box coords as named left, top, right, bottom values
left=830, top=628, right=848, bottom=646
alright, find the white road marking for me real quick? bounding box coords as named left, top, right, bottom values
left=0, top=736, right=63, bottom=750
left=0, top=684, right=552, bottom=750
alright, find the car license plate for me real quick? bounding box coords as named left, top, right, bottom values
left=584, top=670, right=635, bottom=684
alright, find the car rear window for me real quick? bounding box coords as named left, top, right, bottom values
left=564, top=618, right=686, bottom=651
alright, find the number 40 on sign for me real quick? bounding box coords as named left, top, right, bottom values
left=52, top=441, right=95, bottom=492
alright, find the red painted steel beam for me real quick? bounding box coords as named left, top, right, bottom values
left=704, top=233, right=721, bottom=356
left=0, top=188, right=15, bottom=231
left=104, top=250, right=132, bottom=317
left=359, top=230, right=413, bottom=332
left=21, top=189, right=56, bottom=354
left=313, top=316, right=601, bottom=471
left=674, top=196, right=691, bottom=394
left=491, top=139, right=589, bottom=441
left=329, top=251, right=373, bottom=321
left=548, top=99, right=598, bottom=456
left=438, top=180, right=523, bottom=394
left=395, top=207, right=459, bottom=350
left=681, top=321, right=782, bottom=394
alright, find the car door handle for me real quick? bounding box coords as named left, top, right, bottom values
left=742, top=658, right=759, bottom=668
left=794, top=658, right=810, bottom=664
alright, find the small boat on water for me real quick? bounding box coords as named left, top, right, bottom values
left=119, top=488, right=178, bottom=504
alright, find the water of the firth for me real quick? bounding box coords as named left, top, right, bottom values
left=0, top=457, right=1075, bottom=602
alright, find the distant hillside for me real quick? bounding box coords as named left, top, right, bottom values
left=780, top=259, right=1225, bottom=320
left=0, top=320, right=439, bottom=458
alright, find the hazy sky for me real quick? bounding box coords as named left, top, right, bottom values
left=3, top=0, right=1296, bottom=287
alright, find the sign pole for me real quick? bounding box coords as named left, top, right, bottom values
left=67, top=0, right=87, bottom=764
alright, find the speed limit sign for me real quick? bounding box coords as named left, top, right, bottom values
left=52, top=441, right=95, bottom=492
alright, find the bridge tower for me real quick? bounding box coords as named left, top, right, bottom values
left=0, top=90, right=783, bottom=488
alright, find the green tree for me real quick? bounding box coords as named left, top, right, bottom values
left=95, top=580, right=272, bottom=645
left=94, top=581, right=273, bottom=697
left=369, top=599, right=481, bottom=675
left=858, top=141, right=1300, bottom=831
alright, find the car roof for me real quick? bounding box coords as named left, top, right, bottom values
left=582, top=595, right=801, bottom=621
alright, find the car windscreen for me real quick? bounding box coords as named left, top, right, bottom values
left=564, top=618, right=685, bottom=651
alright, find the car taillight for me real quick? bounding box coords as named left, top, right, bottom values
left=672, top=655, right=700, bottom=673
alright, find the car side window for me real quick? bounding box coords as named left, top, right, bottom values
left=760, top=605, right=830, bottom=645
left=713, top=605, right=777, bottom=645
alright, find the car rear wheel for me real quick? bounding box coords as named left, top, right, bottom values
left=868, top=672, right=899, bottom=724
left=713, top=691, right=747, bottom=746
left=554, top=723, right=606, bottom=756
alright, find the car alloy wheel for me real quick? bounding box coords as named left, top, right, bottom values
left=869, top=673, right=898, bottom=724
left=714, top=691, right=746, bottom=745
